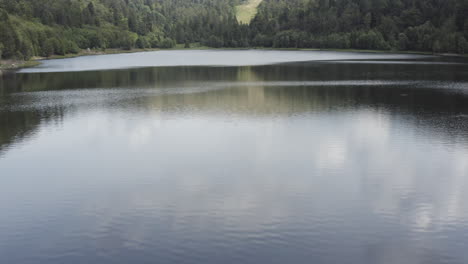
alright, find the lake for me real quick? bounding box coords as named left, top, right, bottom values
left=1, top=50, right=468, bottom=264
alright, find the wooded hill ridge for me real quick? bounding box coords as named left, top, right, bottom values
left=0, top=0, right=467, bottom=60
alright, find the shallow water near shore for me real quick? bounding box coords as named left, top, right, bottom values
left=2, top=50, right=468, bottom=264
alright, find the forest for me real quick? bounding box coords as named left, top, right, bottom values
left=0, top=0, right=467, bottom=60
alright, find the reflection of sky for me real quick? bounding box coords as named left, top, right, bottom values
left=1, top=102, right=468, bottom=263
left=20, top=50, right=433, bottom=73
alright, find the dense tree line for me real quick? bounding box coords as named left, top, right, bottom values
left=248, top=0, right=468, bottom=53
left=0, top=0, right=243, bottom=59
left=1, top=0, right=468, bottom=60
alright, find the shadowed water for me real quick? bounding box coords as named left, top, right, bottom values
left=1, top=51, right=468, bottom=264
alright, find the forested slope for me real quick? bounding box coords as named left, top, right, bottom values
left=0, top=0, right=246, bottom=60
left=0, top=0, right=467, bottom=60
left=249, top=0, right=468, bottom=53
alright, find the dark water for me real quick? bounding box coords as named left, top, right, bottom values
left=1, top=50, right=468, bottom=264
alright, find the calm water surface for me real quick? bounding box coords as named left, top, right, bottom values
left=1, top=50, right=468, bottom=264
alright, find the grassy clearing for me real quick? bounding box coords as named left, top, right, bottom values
left=235, top=0, right=263, bottom=24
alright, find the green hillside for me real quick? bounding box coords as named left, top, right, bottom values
left=249, top=0, right=468, bottom=53
left=1, top=0, right=467, bottom=61
left=0, top=0, right=244, bottom=60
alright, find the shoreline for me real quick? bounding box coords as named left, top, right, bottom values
left=1, top=46, right=465, bottom=72
left=0, top=60, right=42, bottom=72
left=0, top=48, right=162, bottom=73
